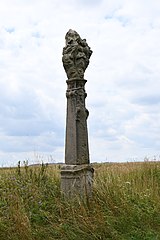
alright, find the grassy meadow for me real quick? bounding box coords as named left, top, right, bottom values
left=0, top=161, right=160, bottom=240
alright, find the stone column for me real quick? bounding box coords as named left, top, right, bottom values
left=61, top=29, right=94, bottom=198
left=65, top=78, right=89, bottom=165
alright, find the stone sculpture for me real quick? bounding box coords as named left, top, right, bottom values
left=62, top=29, right=92, bottom=79
left=61, top=29, right=94, bottom=198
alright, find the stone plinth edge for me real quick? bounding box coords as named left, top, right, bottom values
left=61, top=164, right=94, bottom=198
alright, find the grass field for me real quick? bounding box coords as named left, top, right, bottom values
left=0, top=161, right=160, bottom=240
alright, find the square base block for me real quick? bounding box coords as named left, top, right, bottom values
left=61, top=164, right=94, bottom=198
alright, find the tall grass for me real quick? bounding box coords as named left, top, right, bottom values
left=0, top=161, right=160, bottom=239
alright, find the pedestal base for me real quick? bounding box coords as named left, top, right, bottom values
left=61, top=164, right=94, bottom=198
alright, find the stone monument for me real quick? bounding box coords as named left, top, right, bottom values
left=61, top=29, right=94, bottom=198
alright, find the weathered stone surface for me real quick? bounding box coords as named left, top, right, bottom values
left=61, top=30, right=93, bottom=198
left=61, top=164, right=94, bottom=198
left=65, top=78, right=89, bottom=165
left=62, top=29, right=92, bottom=79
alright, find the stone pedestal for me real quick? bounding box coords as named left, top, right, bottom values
left=61, top=164, right=94, bottom=198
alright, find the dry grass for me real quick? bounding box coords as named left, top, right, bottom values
left=0, top=161, right=160, bottom=239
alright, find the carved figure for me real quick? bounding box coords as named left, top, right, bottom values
left=62, top=29, right=92, bottom=79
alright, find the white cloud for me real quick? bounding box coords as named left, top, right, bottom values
left=0, top=0, right=160, bottom=166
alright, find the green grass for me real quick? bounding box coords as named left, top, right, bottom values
left=0, top=161, right=160, bottom=239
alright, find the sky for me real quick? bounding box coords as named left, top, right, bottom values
left=0, top=0, right=160, bottom=166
